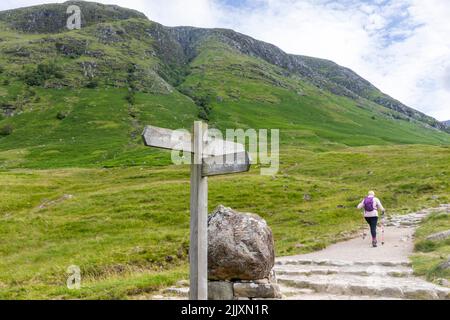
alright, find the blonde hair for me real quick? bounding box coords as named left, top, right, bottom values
left=368, top=191, right=375, bottom=196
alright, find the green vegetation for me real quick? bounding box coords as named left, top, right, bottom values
left=56, top=110, right=68, bottom=120
left=23, top=61, right=64, bottom=86
left=411, top=213, right=450, bottom=284
left=194, top=95, right=213, bottom=121
left=85, top=80, right=99, bottom=89
left=0, top=2, right=448, bottom=299
left=126, top=89, right=137, bottom=105
left=0, top=145, right=448, bottom=299
left=0, top=123, right=13, bottom=136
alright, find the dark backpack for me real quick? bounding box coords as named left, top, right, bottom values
left=364, top=197, right=375, bottom=211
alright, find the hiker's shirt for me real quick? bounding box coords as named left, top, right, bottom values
left=357, top=196, right=385, bottom=217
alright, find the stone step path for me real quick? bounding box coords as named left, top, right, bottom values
left=275, top=260, right=449, bottom=299
left=278, top=286, right=402, bottom=300
left=275, top=205, right=450, bottom=300
left=277, top=259, right=412, bottom=267
left=150, top=205, right=449, bottom=300
left=275, top=263, right=414, bottom=277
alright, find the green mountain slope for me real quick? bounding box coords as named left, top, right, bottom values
left=0, top=1, right=449, bottom=170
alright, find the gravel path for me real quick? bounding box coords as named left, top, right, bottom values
left=275, top=205, right=450, bottom=300
left=279, top=226, right=414, bottom=264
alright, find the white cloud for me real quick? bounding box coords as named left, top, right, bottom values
left=1, top=0, right=449, bottom=120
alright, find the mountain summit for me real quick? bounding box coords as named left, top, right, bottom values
left=0, top=1, right=146, bottom=33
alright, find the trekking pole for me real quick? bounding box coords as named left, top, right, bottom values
left=361, top=212, right=367, bottom=240
left=380, top=212, right=385, bottom=245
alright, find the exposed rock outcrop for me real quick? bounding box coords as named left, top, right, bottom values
left=167, top=26, right=448, bottom=132
left=438, top=258, right=450, bottom=271
left=426, top=230, right=450, bottom=242
left=0, top=1, right=146, bottom=33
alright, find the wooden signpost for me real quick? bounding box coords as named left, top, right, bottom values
left=142, top=121, right=251, bottom=300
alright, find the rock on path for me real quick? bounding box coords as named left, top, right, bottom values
left=276, top=205, right=450, bottom=300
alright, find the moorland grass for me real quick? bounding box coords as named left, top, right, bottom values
left=411, top=213, right=450, bottom=284
left=0, top=144, right=448, bottom=299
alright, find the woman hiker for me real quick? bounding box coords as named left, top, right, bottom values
left=357, top=191, right=385, bottom=247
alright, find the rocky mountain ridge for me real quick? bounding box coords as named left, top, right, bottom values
left=167, top=26, right=445, bottom=131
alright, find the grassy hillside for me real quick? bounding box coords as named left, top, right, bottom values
left=178, top=37, right=449, bottom=146
left=0, top=9, right=448, bottom=167
left=1, top=36, right=448, bottom=169
left=0, top=86, right=197, bottom=169
left=0, top=2, right=449, bottom=299
left=1, top=145, right=449, bottom=299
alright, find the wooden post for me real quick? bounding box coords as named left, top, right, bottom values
left=141, top=122, right=250, bottom=300
left=189, top=121, right=208, bottom=300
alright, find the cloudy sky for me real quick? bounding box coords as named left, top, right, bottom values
left=2, top=0, right=450, bottom=120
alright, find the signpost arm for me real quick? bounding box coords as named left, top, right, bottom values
left=189, top=121, right=208, bottom=300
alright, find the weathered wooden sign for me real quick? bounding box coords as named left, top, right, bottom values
left=142, top=121, right=251, bottom=300
left=142, top=125, right=246, bottom=158
left=202, top=152, right=251, bottom=177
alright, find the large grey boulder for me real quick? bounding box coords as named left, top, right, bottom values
left=208, top=205, right=275, bottom=281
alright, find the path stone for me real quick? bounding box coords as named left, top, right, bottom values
left=426, top=230, right=450, bottom=241
left=176, top=279, right=189, bottom=287
left=162, top=287, right=189, bottom=298
left=208, top=281, right=234, bottom=300
left=437, top=279, right=450, bottom=287
left=233, top=282, right=282, bottom=299
left=438, top=258, right=450, bottom=271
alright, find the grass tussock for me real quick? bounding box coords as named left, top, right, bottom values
left=411, top=213, right=450, bottom=284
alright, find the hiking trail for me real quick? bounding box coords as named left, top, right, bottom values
left=275, top=205, right=450, bottom=300
left=149, top=205, right=450, bottom=300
